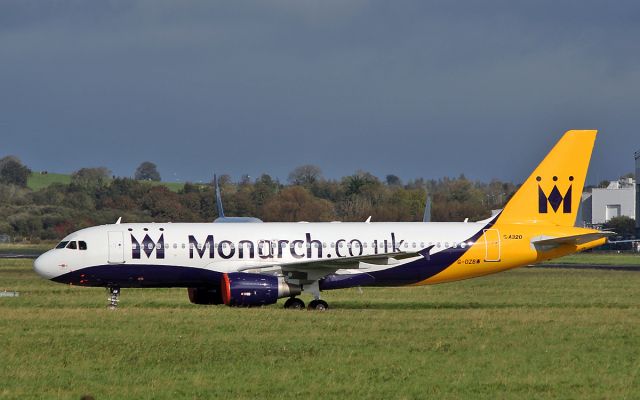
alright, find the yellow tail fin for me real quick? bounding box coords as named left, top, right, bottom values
left=498, top=130, right=597, bottom=226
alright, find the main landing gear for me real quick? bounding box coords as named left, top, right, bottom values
left=283, top=297, right=329, bottom=311
left=308, top=299, right=329, bottom=311
left=107, top=287, right=120, bottom=310
left=283, top=297, right=305, bottom=309
left=283, top=280, right=329, bottom=310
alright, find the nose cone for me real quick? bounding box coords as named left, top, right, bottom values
left=34, top=251, right=57, bottom=279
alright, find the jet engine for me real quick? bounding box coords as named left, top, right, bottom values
left=221, top=272, right=301, bottom=306
left=187, top=287, right=224, bottom=305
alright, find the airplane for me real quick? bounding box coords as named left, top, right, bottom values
left=212, top=174, right=263, bottom=223
left=33, top=130, right=612, bottom=310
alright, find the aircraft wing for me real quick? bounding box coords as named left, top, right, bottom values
left=532, top=232, right=615, bottom=247
left=237, top=250, right=424, bottom=273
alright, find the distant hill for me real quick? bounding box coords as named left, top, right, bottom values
left=27, top=172, right=71, bottom=190
left=27, top=172, right=186, bottom=192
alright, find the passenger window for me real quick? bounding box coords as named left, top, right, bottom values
left=56, top=241, right=69, bottom=249
left=67, top=241, right=77, bottom=250
left=79, top=241, right=87, bottom=250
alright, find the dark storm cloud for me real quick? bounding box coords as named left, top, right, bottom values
left=1, top=1, right=639, bottom=184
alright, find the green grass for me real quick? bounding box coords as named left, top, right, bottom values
left=27, top=172, right=71, bottom=190
left=1, top=260, right=640, bottom=399
left=547, top=252, right=640, bottom=266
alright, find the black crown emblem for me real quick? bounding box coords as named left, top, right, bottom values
left=537, top=176, right=573, bottom=214
left=131, top=233, right=165, bottom=259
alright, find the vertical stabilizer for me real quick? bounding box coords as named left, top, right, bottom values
left=214, top=174, right=225, bottom=219
left=498, top=130, right=597, bottom=226
left=423, top=195, right=432, bottom=222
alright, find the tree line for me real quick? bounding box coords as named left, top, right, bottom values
left=0, top=156, right=541, bottom=242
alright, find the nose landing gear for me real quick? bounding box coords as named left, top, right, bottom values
left=107, top=287, right=120, bottom=310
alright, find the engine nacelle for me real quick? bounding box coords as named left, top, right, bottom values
left=187, top=287, right=224, bottom=305
left=221, top=272, right=301, bottom=306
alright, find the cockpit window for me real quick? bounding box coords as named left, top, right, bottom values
left=79, top=241, right=87, bottom=250
left=56, top=241, right=69, bottom=249
left=66, top=241, right=77, bottom=250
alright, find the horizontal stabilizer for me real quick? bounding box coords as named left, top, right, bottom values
left=532, top=232, right=614, bottom=247
left=607, top=239, right=640, bottom=244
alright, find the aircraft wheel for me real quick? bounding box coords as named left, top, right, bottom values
left=284, top=297, right=305, bottom=310
left=307, top=299, right=329, bottom=311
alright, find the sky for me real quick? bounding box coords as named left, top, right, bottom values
left=1, top=0, right=639, bottom=185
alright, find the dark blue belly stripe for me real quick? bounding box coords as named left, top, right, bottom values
left=320, top=218, right=496, bottom=290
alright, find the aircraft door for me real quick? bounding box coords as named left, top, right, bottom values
left=108, top=231, right=125, bottom=263
left=483, top=229, right=501, bottom=262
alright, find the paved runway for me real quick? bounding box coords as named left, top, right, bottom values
left=529, top=264, right=640, bottom=271
left=0, top=254, right=39, bottom=259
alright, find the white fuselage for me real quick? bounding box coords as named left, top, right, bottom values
left=34, top=221, right=488, bottom=286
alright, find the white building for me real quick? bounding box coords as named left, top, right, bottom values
left=636, top=150, right=640, bottom=232
left=580, top=178, right=636, bottom=227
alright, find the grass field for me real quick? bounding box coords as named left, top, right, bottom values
left=27, top=172, right=71, bottom=190
left=1, top=260, right=639, bottom=399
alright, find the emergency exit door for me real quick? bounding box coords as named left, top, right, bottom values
left=483, top=229, right=501, bottom=262
left=108, top=231, right=125, bottom=263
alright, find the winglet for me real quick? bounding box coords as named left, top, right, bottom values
left=365, top=216, right=372, bottom=223
left=115, top=217, right=122, bottom=224
left=418, top=245, right=435, bottom=261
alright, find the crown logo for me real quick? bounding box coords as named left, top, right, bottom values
left=537, top=176, right=573, bottom=214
